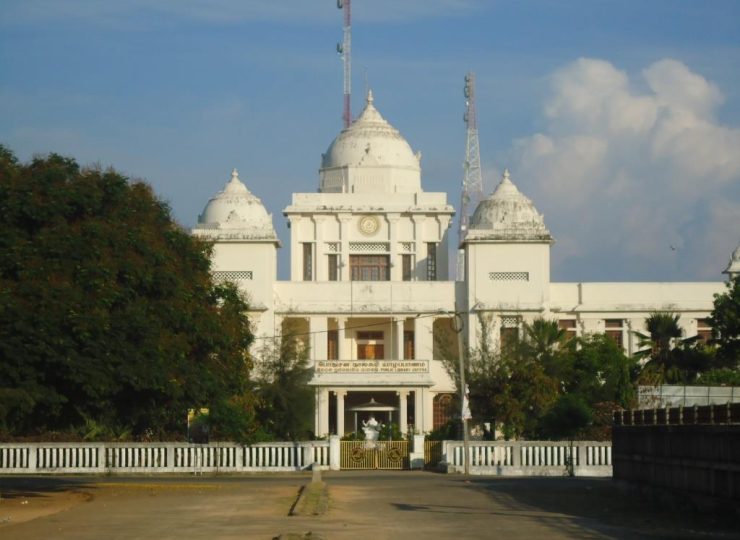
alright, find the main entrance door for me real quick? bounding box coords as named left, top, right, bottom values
left=340, top=441, right=409, bottom=470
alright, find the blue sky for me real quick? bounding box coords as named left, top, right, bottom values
left=2, top=0, right=739, bottom=281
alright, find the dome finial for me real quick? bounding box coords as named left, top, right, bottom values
left=231, top=168, right=239, bottom=181
left=367, top=88, right=374, bottom=104
left=503, top=168, right=510, bottom=181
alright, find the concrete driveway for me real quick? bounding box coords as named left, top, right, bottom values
left=1, top=472, right=737, bottom=539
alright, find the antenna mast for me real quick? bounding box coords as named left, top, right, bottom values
left=458, top=72, right=484, bottom=280
left=337, top=0, right=352, bottom=128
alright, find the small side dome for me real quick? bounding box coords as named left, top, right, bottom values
left=467, top=169, right=553, bottom=243
left=724, top=244, right=740, bottom=278
left=193, top=169, right=279, bottom=243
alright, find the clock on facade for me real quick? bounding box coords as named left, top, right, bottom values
left=358, top=215, right=380, bottom=236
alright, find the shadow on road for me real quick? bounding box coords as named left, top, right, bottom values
left=0, top=477, right=98, bottom=500
left=466, top=476, right=739, bottom=540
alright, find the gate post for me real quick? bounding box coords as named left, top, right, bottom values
left=410, top=434, right=425, bottom=469
left=329, top=435, right=341, bottom=471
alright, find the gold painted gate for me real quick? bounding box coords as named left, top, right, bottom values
left=340, top=441, right=409, bottom=470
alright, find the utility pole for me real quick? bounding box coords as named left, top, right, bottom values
left=336, top=0, right=352, bottom=128
left=457, top=72, right=484, bottom=280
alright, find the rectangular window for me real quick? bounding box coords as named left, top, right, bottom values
left=558, top=319, right=577, bottom=341
left=404, top=331, right=415, bottom=360
left=356, top=331, right=384, bottom=360
left=327, top=330, right=338, bottom=360
left=328, top=254, right=339, bottom=281
left=500, top=316, right=519, bottom=349
left=302, top=243, right=313, bottom=281
left=605, top=319, right=624, bottom=348
left=696, top=318, right=712, bottom=343
left=402, top=254, right=413, bottom=281
left=426, top=243, right=437, bottom=281
left=350, top=255, right=389, bottom=281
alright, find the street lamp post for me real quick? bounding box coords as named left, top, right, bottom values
left=451, top=305, right=470, bottom=476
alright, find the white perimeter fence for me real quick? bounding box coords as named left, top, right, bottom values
left=1, top=439, right=612, bottom=477
left=444, top=440, right=612, bottom=477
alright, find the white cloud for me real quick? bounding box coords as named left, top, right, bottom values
left=509, top=58, right=740, bottom=280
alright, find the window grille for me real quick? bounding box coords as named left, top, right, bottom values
left=350, top=242, right=389, bottom=253
left=426, top=243, right=437, bottom=281
left=400, top=242, right=413, bottom=253
left=213, top=271, right=253, bottom=281
left=326, top=242, right=340, bottom=253
left=500, top=316, right=520, bottom=328
left=489, top=272, right=529, bottom=281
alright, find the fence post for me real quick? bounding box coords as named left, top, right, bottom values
left=329, top=435, right=340, bottom=471
left=28, top=445, right=37, bottom=473
left=512, top=442, right=521, bottom=468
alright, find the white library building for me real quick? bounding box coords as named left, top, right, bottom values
left=193, top=91, right=739, bottom=437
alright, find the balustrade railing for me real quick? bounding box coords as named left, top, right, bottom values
left=444, top=441, right=612, bottom=476
left=0, top=441, right=331, bottom=474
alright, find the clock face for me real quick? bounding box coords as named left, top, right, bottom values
left=358, top=216, right=379, bottom=236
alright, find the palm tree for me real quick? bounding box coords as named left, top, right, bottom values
left=634, top=313, right=683, bottom=383
left=522, top=318, right=568, bottom=378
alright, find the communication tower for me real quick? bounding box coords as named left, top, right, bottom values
left=336, top=0, right=352, bottom=128
left=457, top=72, right=484, bottom=280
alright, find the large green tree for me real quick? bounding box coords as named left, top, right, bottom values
left=0, top=147, right=255, bottom=439
left=710, top=276, right=740, bottom=367
left=253, top=320, right=314, bottom=441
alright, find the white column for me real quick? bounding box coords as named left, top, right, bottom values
left=398, top=390, right=409, bottom=435
left=317, top=388, right=330, bottom=437
left=414, top=315, right=434, bottom=361
left=395, top=317, right=405, bottom=359
left=310, top=316, right=328, bottom=363
left=414, top=389, right=423, bottom=433
left=423, top=389, right=434, bottom=433
left=339, top=214, right=351, bottom=281
left=336, top=390, right=346, bottom=437
left=388, top=213, right=400, bottom=281
left=412, top=215, right=424, bottom=281
left=337, top=316, right=348, bottom=360
left=288, top=216, right=301, bottom=281
left=314, top=216, right=325, bottom=281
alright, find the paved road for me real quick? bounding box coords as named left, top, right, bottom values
left=1, top=472, right=737, bottom=539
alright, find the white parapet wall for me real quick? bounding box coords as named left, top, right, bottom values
left=443, top=441, right=612, bottom=477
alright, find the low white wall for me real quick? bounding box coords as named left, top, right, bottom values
left=443, top=440, right=612, bottom=477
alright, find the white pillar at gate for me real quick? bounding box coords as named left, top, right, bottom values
left=336, top=390, right=346, bottom=437
left=337, top=317, right=348, bottom=359
left=398, top=390, right=409, bottom=435
left=310, top=317, right=328, bottom=363
left=394, top=317, right=404, bottom=359
left=317, top=388, right=330, bottom=437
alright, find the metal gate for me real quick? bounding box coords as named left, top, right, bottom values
left=340, top=441, right=409, bottom=470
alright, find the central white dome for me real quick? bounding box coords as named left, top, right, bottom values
left=319, top=90, right=422, bottom=194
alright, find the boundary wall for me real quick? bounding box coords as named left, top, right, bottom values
left=613, top=404, right=740, bottom=506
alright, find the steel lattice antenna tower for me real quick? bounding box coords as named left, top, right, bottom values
left=337, top=0, right=352, bottom=128
left=457, top=72, right=484, bottom=280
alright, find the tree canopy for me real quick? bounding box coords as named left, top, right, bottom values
left=0, top=147, right=256, bottom=439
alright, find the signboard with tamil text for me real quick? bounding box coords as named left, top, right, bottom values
left=316, top=360, right=428, bottom=374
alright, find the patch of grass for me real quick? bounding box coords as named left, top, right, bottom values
left=290, top=482, right=329, bottom=517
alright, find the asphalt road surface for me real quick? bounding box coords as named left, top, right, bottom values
left=1, top=472, right=737, bottom=539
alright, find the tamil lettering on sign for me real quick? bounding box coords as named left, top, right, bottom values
left=316, top=360, right=428, bottom=373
